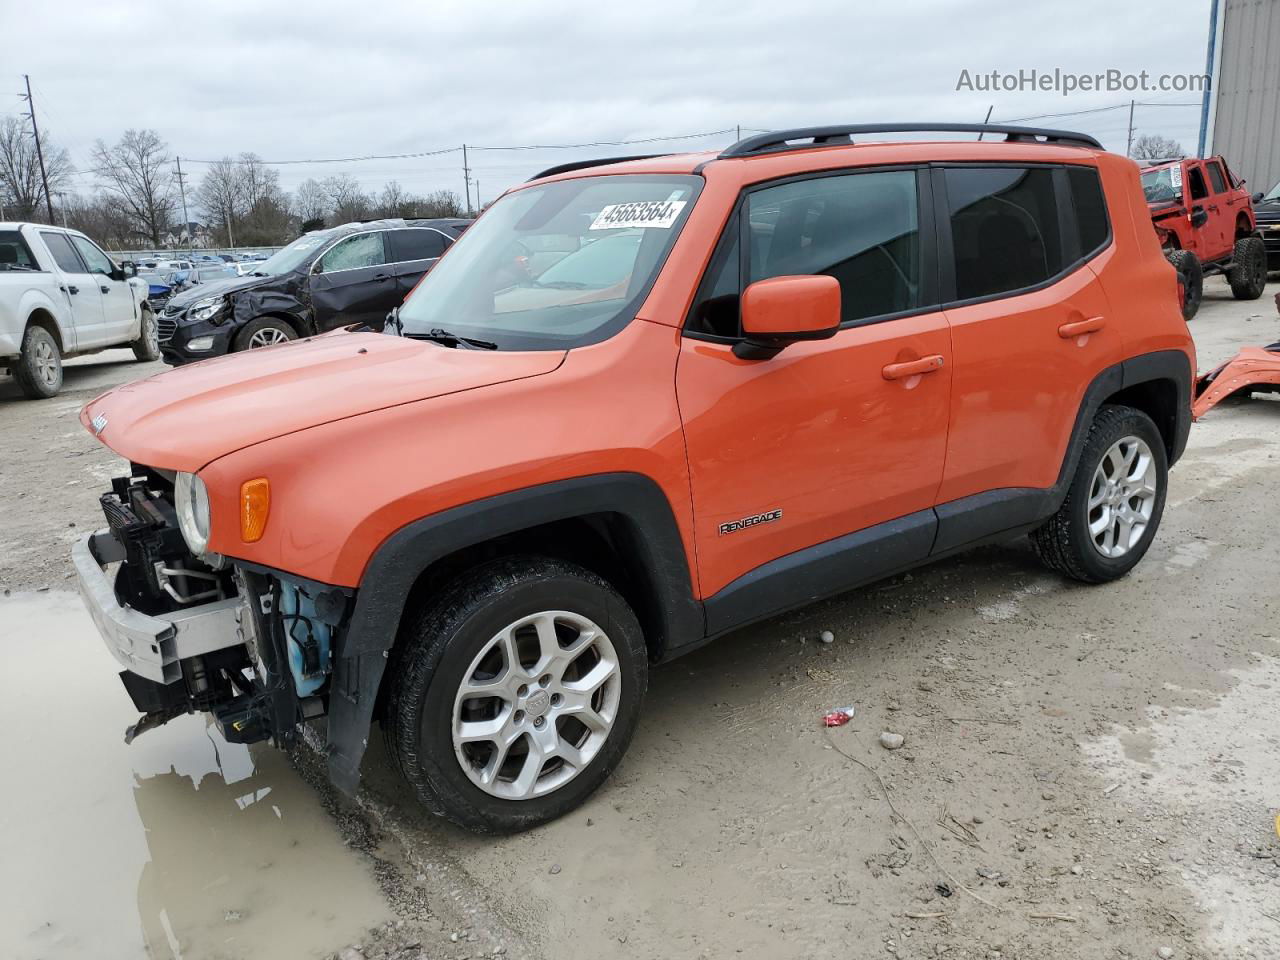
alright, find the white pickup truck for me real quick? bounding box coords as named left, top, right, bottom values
left=1, top=222, right=158, bottom=399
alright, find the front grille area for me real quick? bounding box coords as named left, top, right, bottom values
left=157, top=318, right=176, bottom=343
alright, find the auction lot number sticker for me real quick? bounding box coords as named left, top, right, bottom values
left=590, top=200, right=687, bottom=230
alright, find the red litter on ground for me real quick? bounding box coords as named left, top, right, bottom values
left=822, top=707, right=856, bottom=727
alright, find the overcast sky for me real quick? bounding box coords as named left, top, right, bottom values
left=5, top=0, right=1213, bottom=211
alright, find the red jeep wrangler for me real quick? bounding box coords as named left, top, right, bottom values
left=1140, top=155, right=1268, bottom=319
left=75, top=124, right=1194, bottom=832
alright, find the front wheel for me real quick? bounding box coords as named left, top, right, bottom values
left=1031, top=405, right=1168, bottom=584
left=233, top=316, right=297, bottom=352
left=383, top=557, right=648, bottom=833
left=1228, top=235, right=1267, bottom=300
left=1167, top=249, right=1202, bottom=320
left=131, top=306, right=160, bottom=361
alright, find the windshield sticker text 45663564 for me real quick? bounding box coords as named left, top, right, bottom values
left=590, top=200, right=687, bottom=231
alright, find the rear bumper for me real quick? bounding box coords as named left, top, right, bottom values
left=73, top=531, right=244, bottom=685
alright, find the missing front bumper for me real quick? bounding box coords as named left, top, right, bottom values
left=73, top=531, right=246, bottom=685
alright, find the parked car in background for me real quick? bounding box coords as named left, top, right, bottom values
left=1252, top=179, right=1280, bottom=270
left=1, top=222, right=158, bottom=398
left=77, top=124, right=1195, bottom=832
left=1140, top=155, right=1267, bottom=319
left=156, top=218, right=470, bottom=364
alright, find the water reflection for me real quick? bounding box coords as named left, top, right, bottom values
left=1, top=592, right=388, bottom=960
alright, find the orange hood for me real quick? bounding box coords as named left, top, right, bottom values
left=80, top=331, right=566, bottom=472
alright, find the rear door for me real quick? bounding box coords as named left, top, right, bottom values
left=1182, top=162, right=1217, bottom=260
left=69, top=234, right=136, bottom=343
left=39, top=231, right=105, bottom=349
left=934, top=164, right=1122, bottom=551
left=1205, top=158, right=1243, bottom=253
left=308, top=231, right=398, bottom=330
left=388, top=227, right=449, bottom=308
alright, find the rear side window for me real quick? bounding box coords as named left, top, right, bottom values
left=41, top=232, right=87, bottom=273
left=0, top=230, right=39, bottom=271
left=1206, top=161, right=1227, bottom=194
left=1066, top=166, right=1110, bottom=257
left=945, top=167, right=1064, bottom=301
left=390, top=228, right=447, bottom=263
left=747, top=170, right=921, bottom=324
left=1188, top=167, right=1209, bottom=201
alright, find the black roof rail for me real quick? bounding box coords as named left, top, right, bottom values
left=719, top=124, right=1103, bottom=159
left=529, top=154, right=669, bottom=181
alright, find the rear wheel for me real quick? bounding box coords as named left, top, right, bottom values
left=1228, top=235, right=1267, bottom=300
left=383, top=557, right=648, bottom=833
left=14, top=325, right=62, bottom=399
left=233, top=316, right=297, bottom=351
left=1167, top=249, right=1202, bottom=320
left=131, top=305, right=160, bottom=361
left=1031, top=405, right=1168, bottom=584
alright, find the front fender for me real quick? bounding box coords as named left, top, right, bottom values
left=323, top=472, right=702, bottom=795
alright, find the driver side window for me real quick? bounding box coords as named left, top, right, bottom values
left=316, top=233, right=387, bottom=273
left=70, top=235, right=116, bottom=276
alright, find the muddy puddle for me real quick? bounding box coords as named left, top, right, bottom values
left=0, top=591, right=390, bottom=960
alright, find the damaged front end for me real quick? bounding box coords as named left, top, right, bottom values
left=1193, top=341, right=1280, bottom=418
left=74, top=467, right=351, bottom=749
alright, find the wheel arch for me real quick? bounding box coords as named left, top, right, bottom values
left=324, top=472, right=702, bottom=795
left=1235, top=212, right=1253, bottom=239
left=25, top=306, right=65, bottom=352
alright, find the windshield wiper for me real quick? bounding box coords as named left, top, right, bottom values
left=406, top=327, right=498, bottom=350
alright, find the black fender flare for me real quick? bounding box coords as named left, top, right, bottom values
left=325, top=471, right=702, bottom=794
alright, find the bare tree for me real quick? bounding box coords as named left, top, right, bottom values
left=419, top=189, right=465, bottom=218
left=64, top=192, right=135, bottom=249
left=293, top=177, right=329, bottom=225
left=377, top=180, right=409, bottom=218
left=1130, top=134, right=1184, bottom=161
left=195, top=157, right=247, bottom=244
left=322, top=174, right=369, bottom=224
left=0, top=114, right=74, bottom=222
left=91, top=129, right=176, bottom=246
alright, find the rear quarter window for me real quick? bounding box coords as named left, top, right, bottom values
left=1066, top=166, right=1111, bottom=258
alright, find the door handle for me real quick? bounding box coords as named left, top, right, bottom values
left=100, top=285, right=110, bottom=293
left=66, top=285, right=78, bottom=295
left=373, top=272, right=390, bottom=280
left=882, top=354, right=945, bottom=380
left=1058, top=316, right=1105, bottom=339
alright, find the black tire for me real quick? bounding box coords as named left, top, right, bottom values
left=1167, top=249, right=1202, bottom=320
left=1227, top=235, right=1267, bottom=300
left=382, top=557, right=648, bottom=833
left=1031, top=405, right=1168, bottom=584
left=13, top=324, right=62, bottom=399
left=232, top=316, right=298, bottom=352
left=131, top=305, right=160, bottom=362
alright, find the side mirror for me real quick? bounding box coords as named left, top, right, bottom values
left=1252, top=192, right=1265, bottom=204
left=734, top=275, right=841, bottom=360
left=119, top=261, right=136, bottom=279
left=1190, top=207, right=1209, bottom=228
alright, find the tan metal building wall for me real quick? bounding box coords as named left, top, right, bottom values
left=1208, top=0, right=1280, bottom=192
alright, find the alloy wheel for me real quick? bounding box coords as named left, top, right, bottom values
left=451, top=610, right=621, bottom=800
left=248, top=327, right=290, bottom=348
left=1087, top=435, right=1158, bottom=558
left=34, top=338, right=58, bottom=387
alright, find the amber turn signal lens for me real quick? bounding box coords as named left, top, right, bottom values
left=240, top=478, right=270, bottom=542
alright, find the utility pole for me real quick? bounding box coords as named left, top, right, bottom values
left=56, top=192, right=68, bottom=227
left=462, top=144, right=473, bottom=216
left=1126, top=99, right=1136, bottom=157
left=174, top=156, right=194, bottom=252
left=475, top=180, right=480, bottom=211
left=21, top=75, right=54, bottom=224
left=225, top=206, right=235, bottom=250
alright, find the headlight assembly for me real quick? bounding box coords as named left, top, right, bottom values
left=174, top=471, right=211, bottom=555
left=187, top=296, right=227, bottom=323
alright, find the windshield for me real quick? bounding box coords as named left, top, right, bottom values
left=1263, top=180, right=1280, bottom=203
left=397, top=174, right=700, bottom=349
left=1141, top=165, right=1182, bottom=203
left=244, top=231, right=334, bottom=276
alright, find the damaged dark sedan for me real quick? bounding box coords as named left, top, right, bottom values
left=156, top=218, right=470, bottom=365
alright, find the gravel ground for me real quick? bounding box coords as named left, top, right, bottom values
left=2, top=277, right=1278, bottom=960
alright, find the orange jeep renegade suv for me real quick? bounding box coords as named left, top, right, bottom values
left=75, top=124, right=1195, bottom=832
